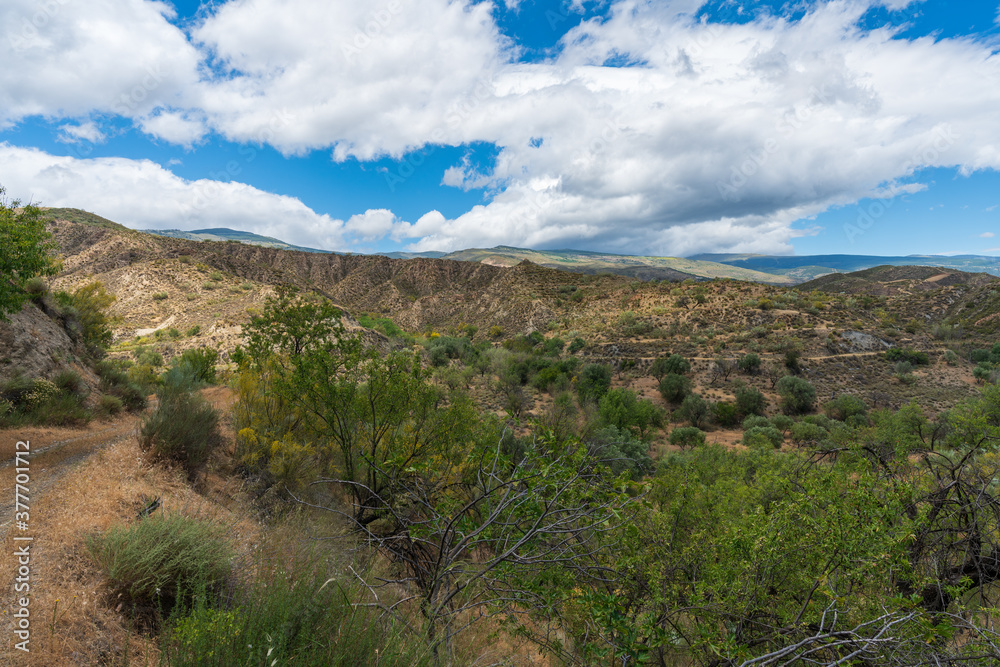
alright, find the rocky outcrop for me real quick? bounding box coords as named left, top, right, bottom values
left=0, top=303, right=96, bottom=386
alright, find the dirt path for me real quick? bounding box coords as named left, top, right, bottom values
left=0, top=413, right=147, bottom=539
left=0, top=387, right=233, bottom=539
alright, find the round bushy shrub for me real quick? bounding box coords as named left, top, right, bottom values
left=658, top=373, right=692, bottom=404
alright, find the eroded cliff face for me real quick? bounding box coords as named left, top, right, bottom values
left=48, top=218, right=561, bottom=339
left=0, top=302, right=97, bottom=388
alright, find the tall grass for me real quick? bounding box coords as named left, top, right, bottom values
left=87, top=513, right=233, bottom=623
left=160, top=547, right=431, bottom=667
left=140, top=388, right=223, bottom=476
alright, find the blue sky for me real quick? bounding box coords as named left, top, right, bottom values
left=1, top=0, right=999, bottom=257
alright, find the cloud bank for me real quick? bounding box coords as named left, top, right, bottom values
left=2, top=0, right=999, bottom=255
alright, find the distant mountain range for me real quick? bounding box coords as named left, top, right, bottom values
left=143, top=228, right=332, bottom=254
left=690, top=253, right=1000, bottom=282
left=44, top=211, right=1000, bottom=284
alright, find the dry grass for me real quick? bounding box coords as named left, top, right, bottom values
left=0, top=389, right=258, bottom=666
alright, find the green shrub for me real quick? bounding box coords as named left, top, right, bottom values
left=885, top=347, right=930, bottom=366
left=172, top=347, right=219, bottom=385
left=776, top=376, right=816, bottom=415
left=659, top=373, right=692, bottom=404
left=784, top=348, right=802, bottom=374
left=568, top=337, right=586, bottom=354
left=185, top=325, right=201, bottom=337
left=25, top=276, right=48, bottom=301
left=650, top=354, right=690, bottom=380
left=734, top=384, right=766, bottom=417
left=152, top=292, right=169, bottom=301
left=209, top=271, right=223, bottom=281
left=824, top=394, right=868, bottom=422
left=770, top=414, right=795, bottom=433
left=737, top=353, right=761, bottom=374
left=28, top=390, right=91, bottom=426
left=743, top=425, right=783, bottom=449
left=97, top=359, right=148, bottom=411
left=586, top=425, right=653, bottom=479
left=678, top=393, right=709, bottom=428
left=742, top=414, right=772, bottom=431
left=53, top=369, right=88, bottom=397
left=140, top=391, right=223, bottom=476
left=55, top=282, right=116, bottom=355
left=161, top=549, right=430, bottom=667
left=0, top=373, right=36, bottom=407
left=87, top=513, right=232, bottom=617
left=134, top=345, right=164, bottom=367
left=790, top=421, right=828, bottom=446
left=577, top=363, right=612, bottom=402
left=98, top=394, right=124, bottom=416
left=598, top=388, right=664, bottom=438
left=670, top=426, right=706, bottom=449
left=712, top=401, right=740, bottom=427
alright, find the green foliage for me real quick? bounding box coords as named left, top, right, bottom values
left=96, top=362, right=147, bottom=413
left=0, top=374, right=91, bottom=427
left=650, top=353, right=690, bottom=380
left=886, top=347, right=930, bottom=365
left=824, top=394, right=868, bottom=422
left=55, top=281, right=117, bottom=354
left=598, top=388, right=664, bottom=439
left=161, top=549, right=430, bottom=667
left=790, top=420, right=829, bottom=446
left=737, top=352, right=761, bottom=374
left=742, top=414, right=772, bottom=431
left=669, top=426, right=706, bottom=449
left=658, top=373, right=692, bottom=404
left=87, top=513, right=232, bottom=617
left=357, top=313, right=405, bottom=339
left=235, top=289, right=494, bottom=522
left=743, top=425, right=784, bottom=449
left=172, top=347, right=219, bottom=385
left=783, top=347, right=802, bottom=373
left=0, top=188, right=58, bottom=319
left=140, top=387, right=223, bottom=477
left=586, top=425, right=653, bottom=479
left=152, top=291, right=168, bottom=301
left=734, top=384, right=766, bottom=417
left=712, top=401, right=740, bottom=427
left=577, top=363, right=612, bottom=402
left=678, top=393, right=709, bottom=428
left=568, top=337, right=586, bottom=354
left=776, top=375, right=816, bottom=415
left=98, top=394, right=124, bottom=417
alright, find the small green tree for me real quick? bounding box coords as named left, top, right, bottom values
left=0, top=188, right=58, bottom=319
left=738, top=353, right=761, bottom=374
left=678, top=393, right=709, bottom=428
left=659, top=373, right=692, bottom=404
left=577, top=363, right=612, bottom=402
left=598, top=388, right=664, bottom=439
left=669, top=426, right=705, bottom=449
left=650, top=354, right=691, bottom=380
left=776, top=375, right=816, bottom=415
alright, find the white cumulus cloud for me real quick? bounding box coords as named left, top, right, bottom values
left=2, top=0, right=1000, bottom=255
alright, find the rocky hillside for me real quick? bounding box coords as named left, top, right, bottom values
left=44, top=210, right=577, bottom=352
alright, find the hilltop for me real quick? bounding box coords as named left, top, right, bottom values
left=26, top=207, right=1000, bottom=417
